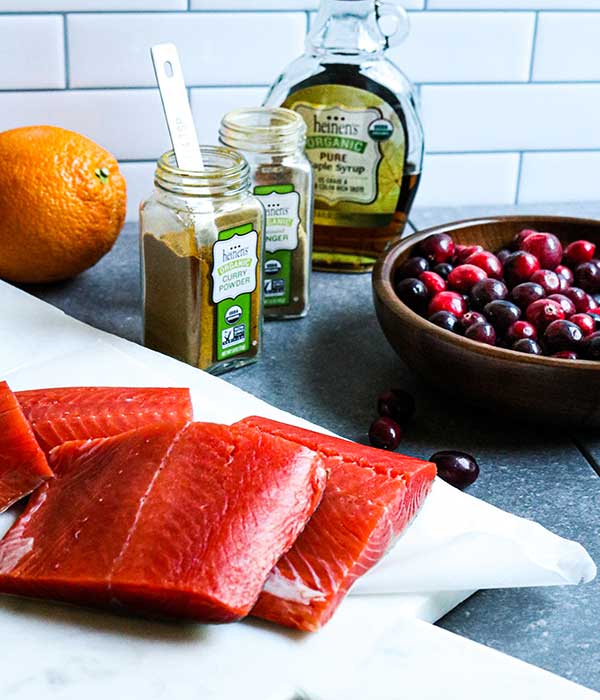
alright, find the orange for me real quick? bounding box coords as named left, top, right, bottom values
left=0, top=125, right=127, bottom=283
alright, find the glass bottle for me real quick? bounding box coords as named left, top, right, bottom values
left=219, top=107, right=313, bottom=319
left=264, top=0, right=424, bottom=273
left=140, top=146, right=265, bottom=375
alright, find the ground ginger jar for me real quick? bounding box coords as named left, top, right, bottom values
left=219, top=108, right=313, bottom=320
left=140, top=147, right=265, bottom=374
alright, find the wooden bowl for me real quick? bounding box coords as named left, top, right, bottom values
left=372, top=215, right=600, bottom=428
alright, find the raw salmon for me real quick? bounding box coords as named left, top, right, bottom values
left=240, top=417, right=436, bottom=632
left=0, top=381, right=53, bottom=513
left=0, top=421, right=327, bottom=623
left=16, top=386, right=193, bottom=453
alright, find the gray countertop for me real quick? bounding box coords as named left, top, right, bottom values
left=20, top=204, right=600, bottom=693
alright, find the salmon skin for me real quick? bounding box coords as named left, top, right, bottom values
left=0, top=381, right=53, bottom=513
left=239, top=417, right=437, bottom=632
left=0, top=421, right=327, bottom=623
left=16, top=386, right=193, bottom=453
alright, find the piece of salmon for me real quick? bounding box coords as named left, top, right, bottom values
left=0, top=421, right=327, bottom=623
left=16, top=386, right=193, bottom=453
left=0, top=381, right=53, bottom=513
left=240, top=417, right=436, bottom=632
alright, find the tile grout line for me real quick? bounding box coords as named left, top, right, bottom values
left=514, top=152, right=524, bottom=205
left=62, top=13, right=70, bottom=89
left=570, top=433, right=600, bottom=479
left=528, top=11, right=540, bottom=82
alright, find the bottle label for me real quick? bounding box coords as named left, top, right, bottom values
left=254, top=183, right=300, bottom=307
left=211, top=222, right=258, bottom=360
left=283, top=85, right=405, bottom=218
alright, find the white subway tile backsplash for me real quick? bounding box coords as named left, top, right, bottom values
left=519, top=151, right=600, bottom=203
left=0, top=16, right=64, bottom=89
left=190, top=87, right=268, bottom=143
left=390, top=12, right=534, bottom=83
left=0, top=1, right=186, bottom=9
left=192, top=1, right=318, bottom=8
left=0, top=90, right=170, bottom=161
left=421, top=84, right=600, bottom=152
left=533, top=13, right=600, bottom=82
left=68, top=13, right=306, bottom=89
left=415, top=153, right=519, bottom=206
left=119, top=161, right=156, bottom=222
left=428, top=1, right=600, bottom=8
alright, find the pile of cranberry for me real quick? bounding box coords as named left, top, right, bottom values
left=394, top=229, right=600, bottom=360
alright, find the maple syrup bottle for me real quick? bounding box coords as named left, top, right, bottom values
left=265, top=0, right=423, bottom=272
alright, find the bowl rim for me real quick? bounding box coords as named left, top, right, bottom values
left=373, top=214, right=600, bottom=371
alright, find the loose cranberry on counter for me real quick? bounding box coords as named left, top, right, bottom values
left=563, top=287, right=594, bottom=313
left=507, top=320, right=537, bottom=343
left=496, top=248, right=512, bottom=265
left=510, top=282, right=546, bottom=310
left=394, top=256, right=429, bottom=283
left=543, top=319, right=584, bottom=353
left=575, top=261, right=600, bottom=293
left=512, top=229, right=536, bottom=250
left=428, top=291, right=467, bottom=318
left=377, top=389, right=416, bottom=424
left=513, top=338, right=543, bottom=355
left=553, top=351, right=579, bottom=360
left=465, top=321, right=496, bottom=346
left=429, top=450, right=479, bottom=490
left=583, top=332, right=600, bottom=360
left=395, top=277, right=429, bottom=312
left=433, top=262, right=454, bottom=280
left=555, top=264, right=575, bottom=285
left=457, top=310, right=487, bottom=334
left=419, top=233, right=455, bottom=264
left=448, top=264, right=488, bottom=293
left=526, top=298, right=565, bottom=330
left=565, top=240, right=596, bottom=266
left=369, top=417, right=401, bottom=450
left=548, top=293, right=576, bottom=318
left=484, top=300, right=522, bottom=332
left=503, top=251, right=541, bottom=287
left=429, top=310, right=459, bottom=332
left=420, top=270, right=447, bottom=296
left=530, top=269, right=560, bottom=295
left=520, top=231, right=563, bottom=270
left=571, top=313, right=596, bottom=337
left=470, top=278, right=508, bottom=309
left=464, top=250, right=503, bottom=279
left=454, top=244, right=483, bottom=264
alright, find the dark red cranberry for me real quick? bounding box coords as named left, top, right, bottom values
left=394, top=256, right=429, bottom=283
left=447, top=264, right=487, bottom=293
left=419, top=233, right=455, bottom=264
left=548, top=293, right=576, bottom=318
left=369, top=417, right=401, bottom=450
left=530, top=269, right=560, bottom=295
left=555, top=264, right=574, bottom=285
left=591, top=295, right=599, bottom=309
left=520, top=231, right=563, bottom=269
left=563, top=287, right=594, bottom=313
left=470, top=278, right=508, bottom=309
left=395, top=277, right=429, bottom=312
left=377, top=389, right=415, bottom=424
left=429, top=450, right=479, bottom=490
left=571, top=313, right=596, bottom=337
left=553, top=351, right=578, bottom=360
left=558, top=276, right=570, bottom=292
left=429, top=310, right=459, bottom=333
left=513, top=338, right=543, bottom=355
left=454, top=244, right=483, bottom=264
left=565, top=240, right=596, bottom=266
left=465, top=321, right=496, bottom=346
left=496, top=248, right=512, bottom=265
left=464, top=250, right=503, bottom=279
left=428, top=291, right=467, bottom=318
left=510, top=282, right=545, bottom=310
left=512, top=229, right=536, bottom=251
left=433, top=262, right=454, bottom=280
left=575, top=261, right=600, bottom=293
left=507, top=320, right=537, bottom=343
left=526, top=298, right=565, bottom=330
left=420, top=270, right=446, bottom=297
left=457, top=310, right=487, bottom=334
left=590, top=312, right=600, bottom=330
left=543, top=319, right=584, bottom=352
left=484, top=300, right=521, bottom=332
left=503, top=251, right=541, bottom=287
left=582, top=332, right=600, bottom=360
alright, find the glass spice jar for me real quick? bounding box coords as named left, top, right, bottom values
left=219, top=107, right=313, bottom=320
left=140, top=146, right=265, bottom=375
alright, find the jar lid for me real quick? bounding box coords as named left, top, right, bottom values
left=219, top=107, right=306, bottom=155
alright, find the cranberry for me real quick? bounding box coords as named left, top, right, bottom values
left=553, top=351, right=578, bottom=360
left=448, top=264, right=487, bottom=293
left=395, top=277, right=429, bottom=312
left=433, top=262, right=454, bottom=280
left=454, top=244, right=483, bottom=265
left=563, top=287, right=594, bottom=313
left=520, top=231, right=563, bottom=270
left=543, top=319, right=583, bottom=353
left=464, top=250, right=503, bottom=279
left=420, top=270, right=446, bottom=297
left=582, top=332, right=600, bottom=360
left=428, top=291, right=467, bottom=318
left=512, top=229, right=536, bottom=250
left=484, top=300, right=521, bottom=332
left=555, top=265, right=574, bottom=285
left=526, top=298, right=565, bottom=330
left=419, top=233, right=455, bottom=264
left=548, top=293, right=576, bottom=318
left=575, top=261, right=600, bottom=293
left=430, top=450, right=479, bottom=490
left=503, top=251, right=541, bottom=287
left=571, top=313, right=596, bottom=337
left=530, top=269, right=561, bottom=295
left=369, top=417, right=401, bottom=450
left=470, top=278, right=508, bottom=309
left=496, top=248, right=512, bottom=265
left=465, top=321, right=496, bottom=346
left=591, top=312, right=600, bottom=330
left=394, top=256, right=429, bottom=283
left=429, top=310, right=459, bottom=332
left=507, top=320, right=537, bottom=343
left=565, top=240, right=596, bottom=266
left=377, top=389, right=415, bottom=424
left=510, top=282, right=545, bottom=310
left=513, top=338, right=543, bottom=355
left=457, top=310, right=487, bottom=334
left=558, top=276, right=570, bottom=292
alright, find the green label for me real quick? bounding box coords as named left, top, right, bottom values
left=306, top=135, right=367, bottom=154
left=254, top=184, right=299, bottom=308
left=211, top=222, right=258, bottom=361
